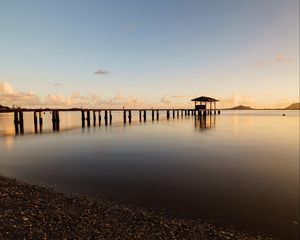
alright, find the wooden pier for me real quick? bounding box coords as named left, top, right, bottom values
left=0, top=108, right=221, bottom=134
left=0, top=96, right=222, bottom=134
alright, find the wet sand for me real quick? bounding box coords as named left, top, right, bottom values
left=0, top=175, right=276, bottom=240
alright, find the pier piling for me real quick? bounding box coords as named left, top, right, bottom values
left=128, top=110, right=132, bottom=123
left=93, top=111, right=96, bottom=126
left=86, top=111, right=91, bottom=127
left=104, top=110, right=108, bottom=125
left=98, top=111, right=101, bottom=126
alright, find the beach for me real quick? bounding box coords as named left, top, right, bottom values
left=0, top=175, right=277, bottom=240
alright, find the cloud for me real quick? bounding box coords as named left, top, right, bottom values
left=160, top=96, right=172, bottom=104
left=170, top=95, right=187, bottom=99
left=113, top=92, right=125, bottom=101
left=255, top=62, right=265, bottom=68
left=94, top=69, right=110, bottom=75
left=160, top=95, right=187, bottom=104
left=0, top=82, right=41, bottom=107
left=274, top=53, right=292, bottom=63
left=256, top=53, right=293, bottom=68
left=218, top=94, right=255, bottom=108
left=48, top=82, right=62, bottom=87
left=0, top=82, right=15, bottom=95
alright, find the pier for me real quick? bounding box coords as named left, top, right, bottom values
left=0, top=108, right=221, bottom=134
left=0, top=96, right=221, bottom=134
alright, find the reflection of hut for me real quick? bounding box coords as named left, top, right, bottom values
left=191, top=96, right=219, bottom=111
left=195, top=115, right=216, bottom=131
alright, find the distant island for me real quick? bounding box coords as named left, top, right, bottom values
left=225, top=102, right=300, bottom=110
left=284, top=102, right=300, bottom=110
left=226, top=105, right=254, bottom=110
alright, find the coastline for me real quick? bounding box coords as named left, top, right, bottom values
left=0, top=175, right=276, bottom=240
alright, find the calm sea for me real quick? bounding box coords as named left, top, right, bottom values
left=0, top=110, right=299, bottom=239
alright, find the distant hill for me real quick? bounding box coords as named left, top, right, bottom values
left=0, top=104, right=10, bottom=110
left=284, top=102, right=300, bottom=110
left=226, top=105, right=254, bottom=110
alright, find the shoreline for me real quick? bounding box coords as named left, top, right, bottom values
left=0, top=175, right=276, bottom=240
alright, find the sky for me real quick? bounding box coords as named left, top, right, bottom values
left=0, top=0, right=299, bottom=108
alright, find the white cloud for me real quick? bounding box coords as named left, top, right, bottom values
left=0, top=82, right=41, bottom=107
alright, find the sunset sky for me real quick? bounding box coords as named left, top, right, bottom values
left=0, top=0, right=299, bottom=108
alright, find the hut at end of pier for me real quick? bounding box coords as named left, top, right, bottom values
left=191, top=96, right=219, bottom=111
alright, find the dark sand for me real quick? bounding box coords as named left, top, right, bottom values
left=0, top=175, right=276, bottom=240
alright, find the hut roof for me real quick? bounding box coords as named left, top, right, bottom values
left=191, top=96, right=219, bottom=102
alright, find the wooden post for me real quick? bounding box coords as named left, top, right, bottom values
left=86, top=111, right=90, bottom=127
left=52, top=111, right=60, bottom=131
left=98, top=111, right=101, bottom=126
left=109, top=110, right=112, bottom=124
left=19, top=111, right=24, bottom=134
left=143, top=110, right=146, bottom=122
left=81, top=111, right=85, bottom=128
left=218, top=110, right=221, bottom=114
left=152, top=110, right=154, bottom=121
left=177, top=110, right=179, bottom=118
left=93, top=111, right=96, bottom=126
left=104, top=110, right=108, bottom=125
left=167, top=110, right=170, bottom=119
left=123, top=110, right=126, bottom=123
left=128, top=110, right=132, bottom=123
left=139, top=110, right=142, bottom=122
left=52, top=111, right=56, bottom=130
left=14, top=111, right=19, bottom=134
left=156, top=110, right=159, bottom=120
left=34, top=111, right=38, bottom=133
left=39, top=111, right=43, bottom=126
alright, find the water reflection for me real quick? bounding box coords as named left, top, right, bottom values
left=0, top=110, right=299, bottom=239
left=195, top=115, right=216, bottom=130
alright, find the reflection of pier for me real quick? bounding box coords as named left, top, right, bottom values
left=194, top=115, right=216, bottom=130
left=0, top=108, right=221, bottom=135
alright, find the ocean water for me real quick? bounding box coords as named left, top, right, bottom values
left=0, top=110, right=299, bottom=239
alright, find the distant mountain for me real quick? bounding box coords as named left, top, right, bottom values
left=0, top=104, right=10, bottom=110
left=284, top=102, right=300, bottom=110
left=226, top=105, right=254, bottom=110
